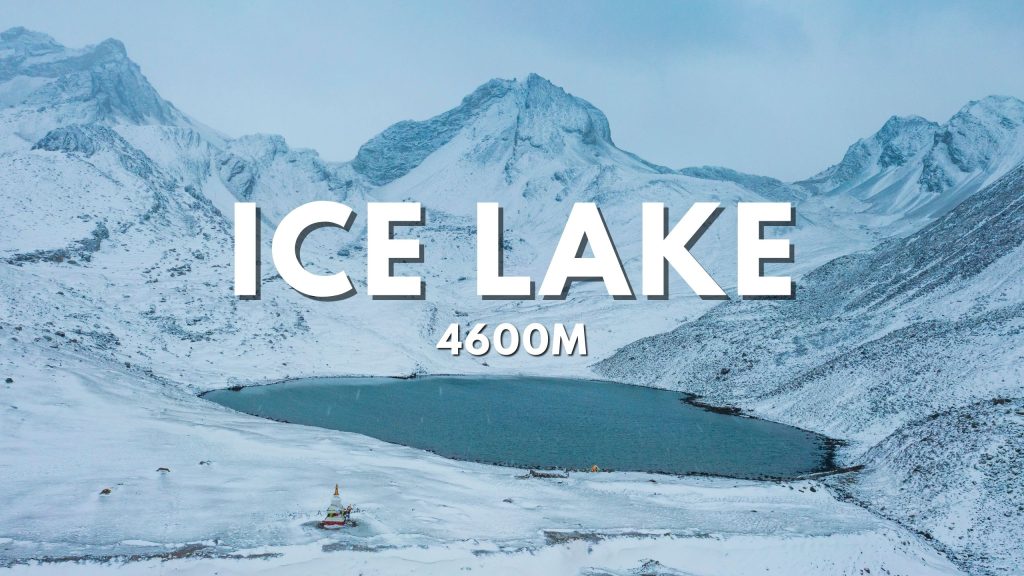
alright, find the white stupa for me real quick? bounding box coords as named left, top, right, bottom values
left=321, top=484, right=351, bottom=529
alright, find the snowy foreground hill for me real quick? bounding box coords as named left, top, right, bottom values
left=0, top=27, right=1022, bottom=575
left=598, top=164, right=1024, bottom=573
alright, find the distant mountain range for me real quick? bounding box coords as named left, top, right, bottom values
left=683, top=95, right=1024, bottom=235
left=1, top=27, right=1022, bottom=574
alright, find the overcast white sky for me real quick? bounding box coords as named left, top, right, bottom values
left=4, top=0, right=1023, bottom=180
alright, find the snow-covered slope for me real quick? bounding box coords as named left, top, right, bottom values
left=597, top=164, right=1024, bottom=574
left=844, top=398, right=1024, bottom=575
left=678, top=166, right=809, bottom=202
left=597, top=163, right=1024, bottom=442
left=3, top=26, right=1022, bottom=575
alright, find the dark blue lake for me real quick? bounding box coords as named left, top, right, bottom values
left=204, top=376, right=833, bottom=479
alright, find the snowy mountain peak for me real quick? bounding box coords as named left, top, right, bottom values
left=956, top=94, right=1024, bottom=125
left=351, top=73, right=614, bottom=186
left=510, top=72, right=613, bottom=145
left=794, top=96, right=1024, bottom=227
left=518, top=74, right=609, bottom=127
left=91, top=37, right=129, bottom=59
left=923, top=95, right=1024, bottom=179
left=0, top=28, right=190, bottom=148
left=800, top=115, right=939, bottom=192
left=874, top=115, right=939, bottom=167
left=0, top=26, right=63, bottom=56
left=877, top=113, right=935, bottom=133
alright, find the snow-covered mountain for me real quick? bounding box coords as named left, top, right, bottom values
left=0, top=27, right=213, bottom=149
left=3, top=27, right=1023, bottom=575
left=0, top=28, right=390, bottom=386
left=683, top=97, right=1024, bottom=237
left=0, top=30, right=881, bottom=382
left=597, top=164, right=1024, bottom=574
left=799, top=98, right=1024, bottom=231
left=350, top=74, right=661, bottom=188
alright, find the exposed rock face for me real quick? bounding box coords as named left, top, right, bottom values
left=0, top=27, right=186, bottom=126
left=817, top=115, right=941, bottom=185
left=351, top=74, right=616, bottom=186
left=921, top=96, right=1024, bottom=189
left=33, top=124, right=164, bottom=183
left=791, top=98, right=1024, bottom=224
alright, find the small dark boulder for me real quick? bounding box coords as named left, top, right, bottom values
left=521, top=469, right=569, bottom=479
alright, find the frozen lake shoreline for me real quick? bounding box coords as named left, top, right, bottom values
left=0, top=336, right=961, bottom=575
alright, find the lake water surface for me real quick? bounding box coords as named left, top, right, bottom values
left=204, top=376, right=832, bottom=479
